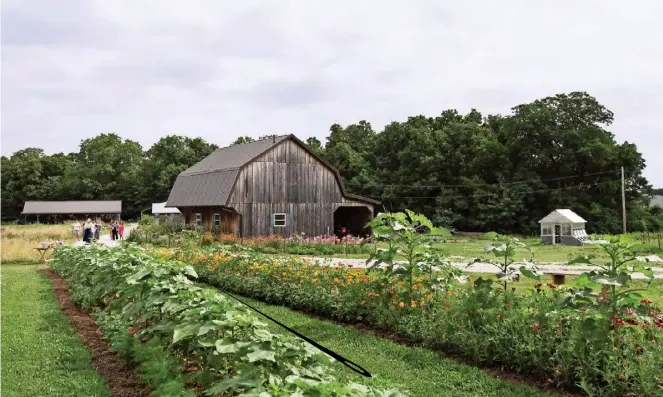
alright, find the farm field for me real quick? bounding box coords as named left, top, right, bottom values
left=233, top=295, right=558, bottom=397
left=1, top=224, right=75, bottom=263
left=1, top=263, right=110, bottom=397
left=5, top=220, right=663, bottom=396
left=157, top=222, right=663, bottom=397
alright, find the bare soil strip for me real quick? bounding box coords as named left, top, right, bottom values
left=41, top=268, right=149, bottom=397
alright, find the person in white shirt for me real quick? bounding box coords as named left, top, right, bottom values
left=72, top=221, right=81, bottom=241
left=82, top=219, right=93, bottom=243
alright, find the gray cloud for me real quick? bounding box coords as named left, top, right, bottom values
left=1, top=0, right=662, bottom=187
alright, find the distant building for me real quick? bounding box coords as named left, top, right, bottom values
left=652, top=195, right=663, bottom=209
left=538, top=209, right=587, bottom=246
left=21, top=201, right=122, bottom=223
left=166, top=134, right=379, bottom=237
left=151, top=202, right=181, bottom=223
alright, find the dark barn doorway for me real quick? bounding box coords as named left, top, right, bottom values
left=333, top=206, right=373, bottom=237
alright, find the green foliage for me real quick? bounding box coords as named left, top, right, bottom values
left=165, top=236, right=663, bottom=396
left=52, top=245, right=404, bottom=396
left=474, top=234, right=541, bottom=302
left=139, top=214, right=156, bottom=226
left=1, top=92, right=657, bottom=235
left=367, top=211, right=462, bottom=298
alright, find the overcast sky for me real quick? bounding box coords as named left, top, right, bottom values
left=2, top=1, right=662, bottom=187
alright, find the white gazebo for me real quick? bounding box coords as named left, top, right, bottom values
left=538, top=209, right=588, bottom=246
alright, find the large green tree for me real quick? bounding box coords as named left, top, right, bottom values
left=1, top=91, right=655, bottom=232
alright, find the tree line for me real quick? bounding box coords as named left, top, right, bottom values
left=2, top=91, right=661, bottom=234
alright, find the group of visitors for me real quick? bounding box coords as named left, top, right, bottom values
left=110, top=221, right=124, bottom=241
left=72, top=219, right=124, bottom=243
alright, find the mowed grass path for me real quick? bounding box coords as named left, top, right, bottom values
left=1, top=263, right=109, bottom=397
left=234, top=296, right=558, bottom=397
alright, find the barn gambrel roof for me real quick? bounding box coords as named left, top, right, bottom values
left=166, top=134, right=379, bottom=208
left=538, top=209, right=586, bottom=224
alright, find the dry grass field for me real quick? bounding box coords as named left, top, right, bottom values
left=1, top=224, right=74, bottom=263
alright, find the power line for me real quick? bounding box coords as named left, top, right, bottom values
left=346, top=170, right=619, bottom=189
left=367, top=178, right=622, bottom=200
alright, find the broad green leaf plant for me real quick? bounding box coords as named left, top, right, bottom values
left=52, top=244, right=405, bottom=397
left=564, top=236, right=660, bottom=338
left=365, top=210, right=463, bottom=296
left=471, top=232, right=542, bottom=303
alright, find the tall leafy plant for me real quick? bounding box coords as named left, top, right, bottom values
left=565, top=236, right=658, bottom=330
left=366, top=210, right=462, bottom=295
left=472, top=232, right=541, bottom=303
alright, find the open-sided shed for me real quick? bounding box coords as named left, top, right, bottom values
left=538, top=209, right=587, bottom=246
left=21, top=200, right=122, bottom=223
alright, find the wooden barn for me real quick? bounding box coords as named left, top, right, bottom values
left=165, top=135, right=380, bottom=237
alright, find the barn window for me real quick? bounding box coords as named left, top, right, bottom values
left=213, top=213, right=221, bottom=226
left=272, top=213, right=287, bottom=227
left=195, top=213, right=202, bottom=226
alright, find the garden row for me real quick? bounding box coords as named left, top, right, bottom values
left=52, top=244, right=405, bottom=397
left=152, top=212, right=663, bottom=397
left=129, top=221, right=375, bottom=256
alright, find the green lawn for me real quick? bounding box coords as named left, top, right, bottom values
left=1, top=263, right=110, bottom=397
left=466, top=272, right=663, bottom=307
left=296, top=235, right=663, bottom=264
left=233, top=296, right=558, bottom=397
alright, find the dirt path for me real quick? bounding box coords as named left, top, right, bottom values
left=71, top=224, right=137, bottom=248
left=41, top=268, right=149, bottom=397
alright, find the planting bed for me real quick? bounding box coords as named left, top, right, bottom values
left=155, top=240, right=663, bottom=397
left=42, top=268, right=149, bottom=397
left=51, top=244, right=405, bottom=396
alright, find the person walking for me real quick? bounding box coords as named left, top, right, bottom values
left=72, top=221, right=81, bottom=241
left=111, top=221, right=119, bottom=241
left=82, top=219, right=93, bottom=243
left=118, top=222, right=125, bottom=240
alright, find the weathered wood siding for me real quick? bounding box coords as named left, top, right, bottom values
left=227, top=139, right=373, bottom=237
left=179, top=206, right=240, bottom=234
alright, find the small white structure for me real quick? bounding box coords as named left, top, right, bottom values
left=151, top=202, right=181, bottom=222
left=538, top=209, right=588, bottom=246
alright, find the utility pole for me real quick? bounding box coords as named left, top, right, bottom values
left=621, top=166, right=627, bottom=234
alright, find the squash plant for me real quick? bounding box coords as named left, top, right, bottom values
left=53, top=244, right=406, bottom=397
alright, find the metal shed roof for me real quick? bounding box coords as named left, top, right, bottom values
left=151, top=202, right=181, bottom=214
left=538, top=209, right=586, bottom=224
left=180, top=135, right=290, bottom=176
left=166, top=169, right=239, bottom=207
left=22, top=201, right=122, bottom=214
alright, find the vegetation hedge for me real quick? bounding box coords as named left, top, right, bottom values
left=52, top=244, right=405, bottom=397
